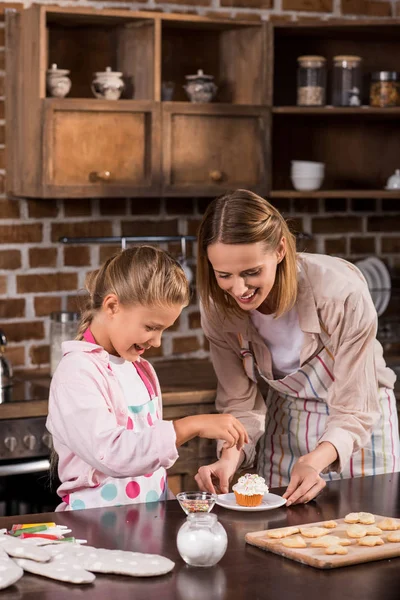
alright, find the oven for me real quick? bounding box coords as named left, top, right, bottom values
left=0, top=379, right=59, bottom=516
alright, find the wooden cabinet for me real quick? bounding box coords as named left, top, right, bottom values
left=162, top=103, right=269, bottom=196
left=269, top=21, right=400, bottom=199
left=5, top=5, right=270, bottom=199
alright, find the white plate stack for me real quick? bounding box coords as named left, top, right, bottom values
left=291, top=160, right=325, bottom=191
left=354, top=257, right=391, bottom=316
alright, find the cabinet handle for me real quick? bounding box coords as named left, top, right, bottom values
left=209, top=170, right=223, bottom=183
left=90, top=170, right=112, bottom=182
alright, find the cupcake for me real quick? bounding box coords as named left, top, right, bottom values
left=232, top=474, right=269, bottom=507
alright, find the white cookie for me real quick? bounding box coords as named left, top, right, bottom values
left=281, top=536, right=307, bottom=548
left=377, top=518, right=399, bottom=531
left=358, top=512, right=375, bottom=525
left=358, top=536, right=384, bottom=547
left=325, top=545, right=348, bottom=555
left=387, top=531, right=400, bottom=543
left=344, top=512, right=360, bottom=524
left=266, top=527, right=300, bottom=539
left=300, top=527, right=328, bottom=538
left=366, top=526, right=383, bottom=536
left=323, top=521, right=338, bottom=529
left=346, top=525, right=367, bottom=538
left=311, top=535, right=351, bottom=548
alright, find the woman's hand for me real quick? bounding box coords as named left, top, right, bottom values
left=282, top=461, right=326, bottom=507
left=195, top=456, right=239, bottom=495
left=173, top=414, right=248, bottom=450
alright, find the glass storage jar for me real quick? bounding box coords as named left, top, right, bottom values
left=50, top=311, right=79, bottom=375
left=370, top=72, right=400, bottom=107
left=177, top=513, right=228, bottom=567
left=332, top=55, right=362, bottom=106
left=297, top=55, right=326, bottom=106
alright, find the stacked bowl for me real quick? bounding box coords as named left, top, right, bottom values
left=291, top=160, right=325, bottom=191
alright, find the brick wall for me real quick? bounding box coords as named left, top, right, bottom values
left=0, top=0, right=399, bottom=372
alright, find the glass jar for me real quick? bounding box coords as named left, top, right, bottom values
left=297, top=55, right=326, bottom=106
left=370, top=72, right=400, bottom=107
left=50, top=312, right=79, bottom=375
left=176, top=513, right=228, bottom=567
left=332, top=55, right=362, bottom=106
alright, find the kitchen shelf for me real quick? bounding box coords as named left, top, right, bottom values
left=270, top=190, right=400, bottom=199
left=273, top=107, right=400, bottom=116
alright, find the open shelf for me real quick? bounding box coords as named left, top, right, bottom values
left=273, top=107, right=400, bottom=116
left=270, top=190, right=400, bottom=199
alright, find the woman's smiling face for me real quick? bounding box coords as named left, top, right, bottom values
left=207, top=240, right=286, bottom=312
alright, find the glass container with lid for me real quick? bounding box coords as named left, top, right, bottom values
left=176, top=513, right=228, bottom=567
left=370, top=72, right=400, bottom=107
left=50, top=311, right=80, bottom=375
left=332, top=55, right=363, bottom=106
left=297, top=55, right=326, bottom=106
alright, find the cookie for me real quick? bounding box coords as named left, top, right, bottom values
left=281, top=536, right=307, bottom=548
left=365, top=526, right=383, bottom=536
left=387, top=531, right=400, bottom=543
left=358, top=536, right=384, bottom=547
left=311, top=535, right=351, bottom=548
left=346, top=525, right=368, bottom=538
left=323, top=521, right=338, bottom=529
left=266, top=527, right=300, bottom=539
left=325, top=545, right=348, bottom=555
left=300, top=527, right=329, bottom=538
left=358, top=512, right=375, bottom=525
left=377, top=518, right=399, bottom=531
left=344, top=512, right=360, bottom=524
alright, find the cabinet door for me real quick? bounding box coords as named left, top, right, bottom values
left=162, top=103, right=270, bottom=196
left=42, top=100, right=161, bottom=198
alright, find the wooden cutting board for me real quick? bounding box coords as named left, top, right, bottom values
left=245, top=514, right=400, bottom=569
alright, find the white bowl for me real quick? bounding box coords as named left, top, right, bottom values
left=291, top=160, right=325, bottom=169
left=291, top=165, right=325, bottom=175
left=291, top=175, right=324, bottom=191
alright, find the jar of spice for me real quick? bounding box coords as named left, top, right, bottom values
left=332, top=55, right=363, bottom=106
left=297, top=56, right=326, bottom=106
left=370, top=72, right=400, bottom=107
left=50, top=312, right=79, bottom=375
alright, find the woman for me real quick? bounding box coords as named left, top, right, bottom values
left=195, top=189, right=399, bottom=506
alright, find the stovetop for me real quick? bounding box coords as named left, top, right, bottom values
left=0, top=377, right=50, bottom=404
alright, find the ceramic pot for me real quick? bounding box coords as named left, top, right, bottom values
left=46, top=63, right=71, bottom=98
left=91, top=67, right=125, bottom=100
left=183, top=69, right=217, bottom=103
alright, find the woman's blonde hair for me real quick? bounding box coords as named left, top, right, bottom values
left=197, top=189, right=298, bottom=319
left=76, top=245, right=190, bottom=339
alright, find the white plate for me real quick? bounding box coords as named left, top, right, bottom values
left=216, top=492, right=286, bottom=512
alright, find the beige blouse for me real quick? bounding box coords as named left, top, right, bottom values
left=201, top=253, right=395, bottom=473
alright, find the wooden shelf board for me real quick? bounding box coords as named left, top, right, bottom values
left=273, top=107, right=400, bottom=115
left=270, top=190, right=400, bottom=199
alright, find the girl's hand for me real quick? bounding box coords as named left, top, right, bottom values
left=195, top=457, right=238, bottom=494
left=282, top=461, right=326, bottom=507
left=196, top=414, right=249, bottom=451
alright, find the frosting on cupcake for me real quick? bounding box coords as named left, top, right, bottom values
left=232, top=474, right=268, bottom=496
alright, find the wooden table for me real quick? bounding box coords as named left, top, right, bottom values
left=1, top=473, right=400, bottom=599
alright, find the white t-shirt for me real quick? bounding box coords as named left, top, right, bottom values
left=250, top=306, right=304, bottom=379
left=108, top=355, right=150, bottom=407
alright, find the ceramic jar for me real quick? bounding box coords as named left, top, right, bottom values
left=91, top=67, right=125, bottom=100
left=176, top=513, right=227, bottom=567
left=183, top=69, right=217, bottom=103
left=46, top=63, right=71, bottom=98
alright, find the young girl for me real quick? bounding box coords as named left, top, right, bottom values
left=195, top=190, right=399, bottom=506
left=46, top=246, right=248, bottom=511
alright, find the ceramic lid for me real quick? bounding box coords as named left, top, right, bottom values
left=94, top=66, right=123, bottom=77
left=185, top=69, right=214, bottom=81
left=47, top=63, right=70, bottom=76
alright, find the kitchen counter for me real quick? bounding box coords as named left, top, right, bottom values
left=0, top=359, right=218, bottom=420
left=0, top=473, right=399, bottom=599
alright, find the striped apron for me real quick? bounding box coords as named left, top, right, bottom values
left=239, top=327, right=400, bottom=489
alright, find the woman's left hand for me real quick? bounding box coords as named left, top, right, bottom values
left=282, top=461, right=326, bottom=507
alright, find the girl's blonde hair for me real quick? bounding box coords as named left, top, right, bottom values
left=76, top=245, right=190, bottom=339
left=197, top=189, right=298, bottom=319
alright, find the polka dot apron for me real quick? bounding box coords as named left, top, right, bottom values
left=239, top=324, right=400, bottom=489
left=65, top=333, right=167, bottom=511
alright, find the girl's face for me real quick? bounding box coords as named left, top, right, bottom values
left=99, top=301, right=183, bottom=361
left=207, top=240, right=286, bottom=312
